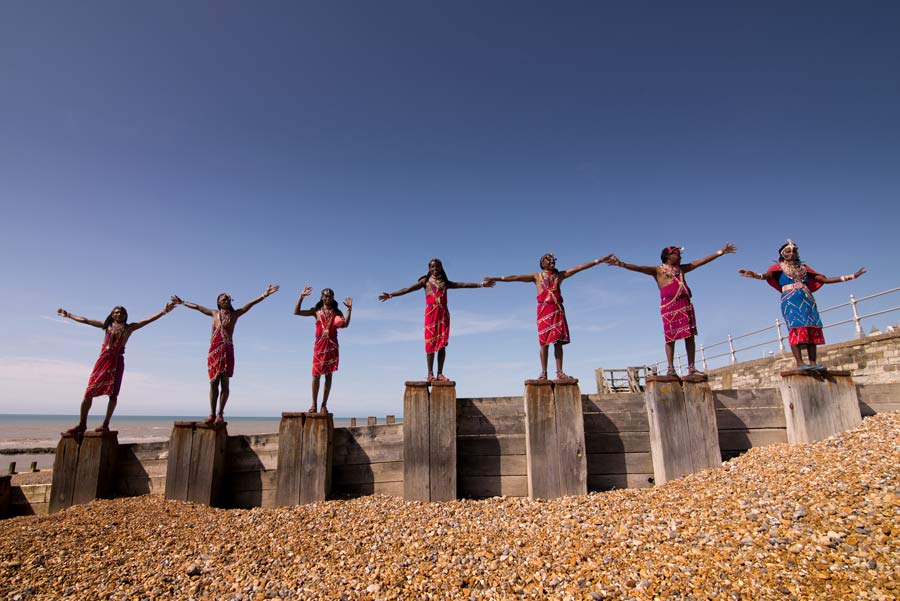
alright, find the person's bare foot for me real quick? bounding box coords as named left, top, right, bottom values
left=214, top=414, right=225, bottom=426
left=436, top=374, right=449, bottom=382
left=63, top=424, right=86, bottom=436
left=319, top=403, right=328, bottom=414
left=307, top=405, right=317, bottom=413
left=536, top=371, right=548, bottom=381
left=426, top=373, right=435, bottom=383
left=204, top=414, right=215, bottom=426
left=94, top=424, right=110, bottom=433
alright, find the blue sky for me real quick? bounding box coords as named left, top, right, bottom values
left=2, top=2, right=899, bottom=417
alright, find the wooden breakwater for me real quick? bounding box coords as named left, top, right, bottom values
left=6, top=380, right=898, bottom=517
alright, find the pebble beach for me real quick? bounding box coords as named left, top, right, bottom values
left=2, top=413, right=899, bottom=601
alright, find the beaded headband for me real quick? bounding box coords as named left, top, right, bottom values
left=540, top=253, right=556, bottom=268
left=780, top=239, right=798, bottom=259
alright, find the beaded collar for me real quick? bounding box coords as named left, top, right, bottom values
left=779, top=261, right=807, bottom=282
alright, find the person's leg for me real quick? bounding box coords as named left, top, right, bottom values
left=790, top=344, right=804, bottom=367
left=217, top=376, right=230, bottom=419
left=97, top=394, right=117, bottom=430
left=66, top=396, right=93, bottom=433
left=685, top=336, right=702, bottom=374
left=426, top=352, right=435, bottom=381
left=665, top=341, right=676, bottom=375
left=538, top=345, right=549, bottom=379
left=436, top=348, right=447, bottom=379
left=554, top=342, right=566, bottom=378
left=321, top=373, right=333, bottom=412
left=310, top=375, right=320, bottom=412
left=208, top=379, right=219, bottom=423
left=807, top=344, right=819, bottom=367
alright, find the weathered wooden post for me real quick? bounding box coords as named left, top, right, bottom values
left=523, top=379, right=587, bottom=499
left=403, top=380, right=457, bottom=502
left=164, top=421, right=228, bottom=506
left=50, top=430, right=119, bottom=513
left=778, top=369, right=861, bottom=444
left=0, top=474, right=10, bottom=518
left=275, top=412, right=334, bottom=506
left=644, top=374, right=721, bottom=486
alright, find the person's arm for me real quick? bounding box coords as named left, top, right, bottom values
left=484, top=273, right=536, bottom=284
left=56, top=308, right=104, bottom=328
left=737, top=269, right=777, bottom=282
left=236, top=284, right=280, bottom=316
left=811, top=267, right=867, bottom=285
left=341, top=297, right=353, bottom=326
left=448, top=280, right=495, bottom=289
left=378, top=279, right=425, bottom=301
left=682, top=243, right=737, bottom=273
left=294, top=287, right=317, bottom=317
left=560, top=255, right=613, bottom=280
left=129, top=301, right=177, bottom=331
left=170, top=295, right=214, bottom=316
left=605, top=255, right=658, bottom=277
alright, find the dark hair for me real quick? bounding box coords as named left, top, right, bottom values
left=314, top=288, right=344, bottom=317
left=217, top=293, right=235, bottom=311
left=660, top=246, right=681, bottom=263
left=777, top=243, right=801, bottom=264
left=103, top=306, right=128, bottom=330
left=418, top=258, right=449, bottom=285
left=539, top=253, right=559, bottom=274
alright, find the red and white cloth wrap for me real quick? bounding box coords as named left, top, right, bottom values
left=208, top=310, right=235, bottom=382
left=313, top=309, right=347, bottom=376
left=536, top=271, right=570, bottom=346
left=424, top=278, right=450, bottom=354
left=659, top=270, right=697, bottom=343
left=84, top=323, right=127, bottom=398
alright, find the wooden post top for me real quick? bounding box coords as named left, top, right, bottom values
left=681, top=374, right=709, bottom=383
left=780, top=369, right=852, bottom=378
left=60, top=429, right=119, bottom=439
left=173, top=420, right=228, bottom=430
left=524, top=378, right=579, bottom=386
left=404, top=380, right=457, bottom=387
left=281, top=411, right=332, bottom=418
left=645, top=375, right=683, bottom=383
left=0, top=474, right=11, bottom=482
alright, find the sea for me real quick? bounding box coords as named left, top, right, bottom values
left=0, top=414, right=357, bottom=471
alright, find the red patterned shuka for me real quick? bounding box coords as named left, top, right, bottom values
left=424, top=277, right=450, bottom=354
left=536, top=271, right=570, bottom=347
left=84, top=322, right=128, bottom=398
left=207, top=309, right=235, bottom=382
left=312, top=308, right=347, bottom=376
left=659, top=269, right=698, bottom=343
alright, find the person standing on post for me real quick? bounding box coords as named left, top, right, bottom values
left=485, top=253, right=611, bottom=381
left=295, top=287, right=352, bottom=413
left=606, top=243, right=736, bottom=376
left=379, top=258, right=494, bottom=382
left=57, top=300, right=177, bottom=434
left=171, top=285, right=279, bottom=424
left=738, top=240, right=865, bottom=369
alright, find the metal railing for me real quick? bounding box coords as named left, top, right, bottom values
left=653, top=286, right=900, bottom=373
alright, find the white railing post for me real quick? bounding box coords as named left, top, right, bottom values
left=850, top=293, right=864, bottom=339
left=775, top=319, right=785, bottom=352
left=728, top=334, right=736, bottom=364
left=675, top=354, right=682, bottom=373
left=700, top=344, right=708, bottom=371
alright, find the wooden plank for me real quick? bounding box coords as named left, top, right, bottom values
left=584, top=431, right=651, bottom=454
left=274, top=414, right=304, bottom=506
left=779, top=371, right=861, bottom=444
left=0, top=475, right=10, bottom=518
left=49, top=435, right=80, bottom=513
left=856, top=383, right=900, bottom=406
left=582, top=411, right=650, bottom=433
left=333, top=461, right=404, bottom=485
left=457, top=454, right=527, bottom=477
left=682, top=380, right=722, bottom=470
left=456, top=435, right=526, bottom=457
left=456, top=397, right=525, bottom=417
left=524, top=381, right=560, bottom=499
left=582, top=393, right=646, bottom=413
left=586, top=452, right=654, bottom=475
left=860, top=401, right=900, bottom=416
left=116, top=458, right=168, bottom=478
left=714, top=407, right=786, bottom=430
left=458, top=475, right=528, bottom=498
left=334, top=423, right=403, bottom=445
left=645, top=379, right=693, bottom=485
left=588, top=473, right=655, bottom=491
left=332, top=438, right=404, bottom=466
left=187, top=424, right=227, bottom=506
left=225, top=469, right=278, bottom=493
left=403, top=383, right=430, bottom=501
left=554, top=382, right=587, bottom=497
left=718, top=428, right=787, bottom=450
left=119, top=442, right=170, bottom=461
left=298, top=414, right=333, bottom=504
left=429, top=382, right=456, bottom=501
left=164, top=422, right=194, bottom=502
left=712, top=388, right=782, bottom=410
left=72, top=431, right=118, bottom=504
left=227, top=450, right=279, bottom=472
left=334, top=480, right=404, bottom=498
left=456, top=414, right=526, bottom=436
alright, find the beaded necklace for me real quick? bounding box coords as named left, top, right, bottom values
left=779, top=261, right=807, bottom=282
left=659, top=263, right=680, bottom=279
